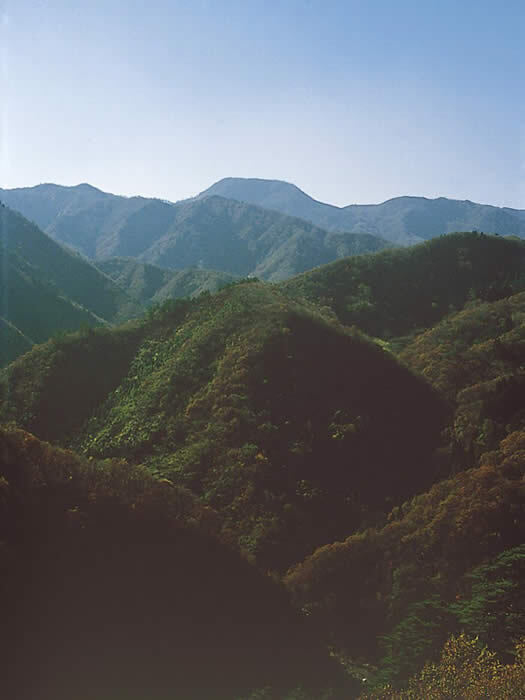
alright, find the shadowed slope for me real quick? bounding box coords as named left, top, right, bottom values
left=0, top=425, right=351, bottom=700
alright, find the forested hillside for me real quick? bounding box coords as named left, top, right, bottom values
left=282, top=232, right=525, bottom=340
left=0, top=204, right=144, bottom=366
left=97, top=257, right=237, bottom=305
left=0, top=282, right=447, bottom=570
left=285, top=429, right=525, bottom=689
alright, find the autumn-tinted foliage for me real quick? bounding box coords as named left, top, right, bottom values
left=400, top=291, right=525, bottom=464
left=362, top=634, right=525, bottom=699
left=0, top=425, right=351, bottom=700
left=285, top=430, right=525, bottom=687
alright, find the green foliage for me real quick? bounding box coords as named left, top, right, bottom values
left=450, top=545, right=525, bottom=658
left=282, top=232, right=525, bottom=339
left=0, top=204, right=145, bottom=366
left=97, top=257, right=237, bottom=306
left=1, top=281, right=447, bottom=571
left=401, top=291, right=525, bottom=464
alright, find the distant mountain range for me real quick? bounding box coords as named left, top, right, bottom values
left=0, top=183, right=393, bottom=280
left=198, top=178, right=525, bottom=244
left=3, top=179, right=525, bottom=261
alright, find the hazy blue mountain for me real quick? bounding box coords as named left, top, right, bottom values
left=138, top=195, right=393, bottom=281
left=0, top=204, right=144, bottom=365
left=0, top=184, right=393, bottom=281
left=198, top=178, right=525, bottom=245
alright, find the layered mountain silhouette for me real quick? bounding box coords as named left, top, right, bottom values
left=97, top=258, right=237, bottom=306
left=0, top=204, right=143, bottom=365
left=199, top=177, right=525, bottom=244
left=0, top=183, right=393, bottom=281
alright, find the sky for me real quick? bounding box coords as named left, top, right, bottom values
left=0, top=0, right=524, bottom=207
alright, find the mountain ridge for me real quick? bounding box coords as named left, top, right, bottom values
left=1, top=185, right=395, bottom=281
left=198, top=178, right=525, bottom=244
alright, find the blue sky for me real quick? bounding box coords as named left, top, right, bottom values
left=1, top=0, right=524, bottom=206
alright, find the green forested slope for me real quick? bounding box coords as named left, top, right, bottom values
left=1, top=251, right=103, bottom=346
left=0, top=282, right=447, bottom=570
left=0, top=204, right=142, bottom=323
left=97, top=257, right=237, bottom=305
left=0, top=204, right=145, bottom=366
left=400, top=291, right=525, bottom=465
left=138, top=196, right=393, bottom=281
left=281, top=232, right=525, bottom=339
left=0, top=317, right=33, bottom=367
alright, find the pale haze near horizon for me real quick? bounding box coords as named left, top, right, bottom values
left=0, top=0, right=524, bottom=208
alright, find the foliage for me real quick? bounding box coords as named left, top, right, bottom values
left=362, top=635, right=525, bottom=699
left=282, top=232, right=525, bottom=339
left=285, top=430, right=525, bottom=685
left=400, top=291, right=525, bottom=464
left=0, top=203, right=145, bottom=366
left=97, top=256, right=237, bottom=306
left=1, top=282, right=447, bottom=570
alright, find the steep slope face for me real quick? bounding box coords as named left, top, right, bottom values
left=0, top=425, right=350, bottom=700
left=400, top=291, right=525, bottom=465
left=0, top=253, right=102, bottom=348
left=281, top=233, right=525, bottom=340
left=1, top=183, right=393, bottom=280
left=97, top=257, right=237, bottom=306
left=285, top=430, right=525, bottom=688
left=0, top=318, right=33, bottom=367
left=0, top=204, right=143, bottom=325
left=1, top=283, right=447, bottom=570
left=199, top=178, right=525, bottom=244
left=139, top=195, right=393, bottom=280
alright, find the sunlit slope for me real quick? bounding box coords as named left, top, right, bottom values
left=400, top=290, right=525, bottom=464
left=281, top=232, right=525, bottom=339
left=0, top=425, right=350, bottom=700
left=1, top=282, right=447, bottom=569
